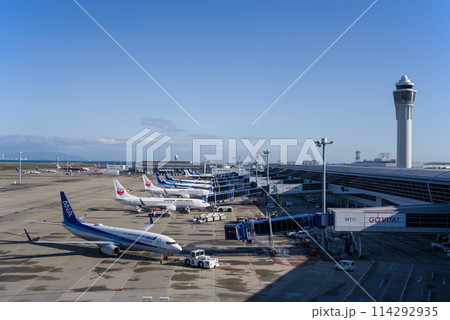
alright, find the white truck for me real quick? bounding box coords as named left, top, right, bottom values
left=184, top=249, right=219, bottom=269
left=335, top=260, right=355, bottom=272
left=193, top=212, right=226, bottom=223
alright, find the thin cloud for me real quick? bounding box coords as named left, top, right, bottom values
left=0, top=135, right=124, bottom=160
left=141, top=117, right=186, bottom=134
left=189, top=133, right=221, bottom=139
left=98, top=138, right=123, bottom=145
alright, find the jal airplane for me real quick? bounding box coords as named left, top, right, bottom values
left=164, top=171, right=211, bottom=185
left=143, top=175, right=210, bottom=198
left=35, top=167, right=58, bottom=173
left=24, top=191, right=182, bottom=258
left=114, top=179, right=210, bottom=212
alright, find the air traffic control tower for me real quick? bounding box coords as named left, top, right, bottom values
left=393, top=75, right=416, bottom=168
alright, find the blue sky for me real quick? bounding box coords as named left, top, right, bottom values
left=1, top=0, right=449, bottom=163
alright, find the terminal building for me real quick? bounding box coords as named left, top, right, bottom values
left=225, top=164, right=450, bottom=255
left=270, top=165, right=450, bottom=207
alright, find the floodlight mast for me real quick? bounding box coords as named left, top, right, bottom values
left=19, top=151, right=22, bottom=185
left=315, top=138, right=333, bottom=213
left=263, top=150, right=273, bottom=248
left=263, top=150, right=270, bottom=190
left=315, top=138, right=333, bottom=248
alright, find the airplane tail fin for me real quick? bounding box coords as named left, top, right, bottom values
left=57, top=164, right=61, bottom=170
left=113, top=179, right=131, bottom=199
left=60, top=191, right=82, bottom=225
left=164, top=171, right=172, bottom=181
left=155, top=172, right=166, bottom=185
left=16, top=167, right=20, bottom=172
left=24, top=229, right=33, bottom=242
left=142, top=174, right=154, bottom=190
left=94, top=164, right=97, bottom=168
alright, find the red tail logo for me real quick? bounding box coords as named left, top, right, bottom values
left=117, top=188, right=124, bottom=195
left=145, top=182, right=151, bottom=187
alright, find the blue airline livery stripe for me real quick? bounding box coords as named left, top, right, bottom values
left=67, top=222, right=158, bottom=249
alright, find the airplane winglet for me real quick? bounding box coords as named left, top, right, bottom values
left=139, top=199, right=146, bottom=207
left=149, top=215, right=154, bottom=225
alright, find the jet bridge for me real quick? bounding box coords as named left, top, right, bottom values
left=208, top=187, right=262, bottom=203
left=224, top=213, right=330, bottom=241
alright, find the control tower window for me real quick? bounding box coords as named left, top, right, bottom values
left=394, top=91, right=414, bottom=103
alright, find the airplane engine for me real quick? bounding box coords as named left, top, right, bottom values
left=180, top=194, right=190, bottom=198
left=166, top=204, right=176, bottom=211
left=100, top=244, right=120, bottom=256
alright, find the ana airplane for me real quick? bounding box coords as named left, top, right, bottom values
left=16, top=167, right=40, bottom=174
left=143, top=175, right=210, bottom=198
left=183, top=168, right=214, bottom=179
left=164, top=171, right=211, bottom=185
left=114, top=179, right=211, bottom=212
left=155, top=172, right=211, bottom=190
left=94, top=164, right=107, bottom=169
left=24, top=191, right=182, bottom=258
left=35, top=167, right=58, bottom=173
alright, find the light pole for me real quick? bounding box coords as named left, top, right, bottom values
left=263, top=149, right=273, bottom=252
left=19, top=151, right=22, bottom=184
left=315, top=138, right=333, bottom=248
left=214, top=177, right=217, bottom=207
left=237, top=155, right=241, bottom=176
left=255, top=158, right=258, bottom=183
left=263, top=150, right=270, bottom=192
left=315, top=138, right=333, bottom=213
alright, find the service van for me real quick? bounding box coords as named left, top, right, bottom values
left=335, top=260, right=355, bottom=272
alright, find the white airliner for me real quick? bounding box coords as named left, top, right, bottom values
left=16, top=167, right=40, bottom=174
left=114, top=179, right=211, bottom=212
left=183, top=168, right=214, bottom=178
left=35, top=167, right=58, bottom=173
left=155, top=172, right=211, bottom=190
left=57, top=164, right=89, bottom=172
left=143, top=175, right=210, bottom=198
left=24, top=191, right=182, bottom=258
left=164, top=171, right=211, bottom=185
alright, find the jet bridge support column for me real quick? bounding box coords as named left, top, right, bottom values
left=268, top=213, right=274, bottom=251
left=351, top=232, right=363, bottom=258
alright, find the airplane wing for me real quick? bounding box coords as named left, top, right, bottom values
left=24, top=229, right=115, bottom=245
left=139, top=215, right=154, bottom=232
left=26, top=220, right=63, bottom=225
